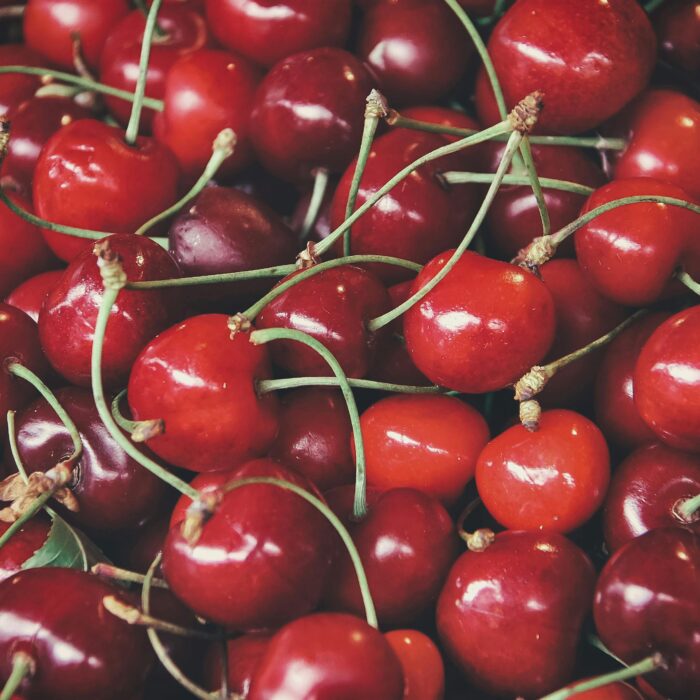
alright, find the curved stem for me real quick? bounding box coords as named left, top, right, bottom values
left=441, top=171, right=594, bottom=195
left=0, top=652, right=34, bottom=700
left=91, top=562, right=168, bottom=588
left=677, top=493, right=700, bottom=521
left=678, top=270, right=700, bottom=296
left=249, top=327, right=368, bottom=520
left=111, top=390, right=138, bottom=433
left=258, top=376, right=445, bottom=394
left=300, top=168, right=330, bottom=242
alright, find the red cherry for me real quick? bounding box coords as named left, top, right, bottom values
left=248, top=612, right=405, bottom=700
left=655, top=1, right=700, bottom=73
left=564, top=681, right=643, bottom=700
left=169, top=468, right=237, bottom=527
left=0, top=45, right=44, bottom=119
left=404, top=250, right=556, bottom=393
left=0, top=513, right=50, bottom=584
left=437, top=530, right=596, bottom=697
left=594, top=528, right=700, bottom=699
left=39, top=233, right=181, bottom=389
left=634, top=306, right=700, bottom=452
left=476, top=409, right=611, bottom=533
left=204, top=0, right=351, bottom=68
left=5, top=270, right=63, bottom=323
left=385, top=629, right=445, bottom=700
left=128, top=314, right=279, bottom=472
left=203, top=633, right=271, bottom=696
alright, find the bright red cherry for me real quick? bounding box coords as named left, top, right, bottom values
left=655, top=1, right=700, bottom=73
left=128, top=314, right=279, bottom=472
left=385, top=629, right=445, bottom=700
left=635, top=306, right=700, bottom=452
left=437, top=530, right=596, bottom=698
left=204, top=633, right=272, bottom=696
left=5, top=270, right=63, bottom=323
left=0, top=45, right=44, bottom=119
left=477, top=409, right=611, bottom=533
left=594, top=528, right=700, bottom=699
left=404, top=250, right=556, bottom=393
left=248, top=612, right=405, bottom=700
left=204, top=0, right=351, bottom=68
left=0, top=514, right=51, bottom=583
left=39, top=234, right=181, bottom=389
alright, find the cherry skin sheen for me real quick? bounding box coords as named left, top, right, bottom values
left=0, top=514, right=51, bottom=583
left=385, top=629, right=445, bottom=700
left=5, top=270, right=64, bottom=324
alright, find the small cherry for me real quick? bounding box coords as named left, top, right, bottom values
left=0, top=45, right=44, bottom=119
left=0, top=513, right=51, bottom=583
left=385, top=629, right=445, bottom=700
left=203, top=633, right=271, bottom=696
left=5, top=270, right=63, bottom=323
left=654, top=1, right=700, bottom=73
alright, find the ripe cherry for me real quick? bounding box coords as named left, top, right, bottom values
left=203, top=633, right=271, bottom=696
left=169, top=468, right=237, bottom=527
left=0, top=45, right=44, bottom=119
left=385, top=629, right=445, bottom=700
left=563, top=682, right=644, bottom=700
left=5, top=270, right=63, bottom=323
left=0, top=513, right=51, bottom=583
left=654, top=1, right=700, bottom=73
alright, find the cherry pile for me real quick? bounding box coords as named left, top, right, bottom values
left=0, top=1, right=698, bottom=699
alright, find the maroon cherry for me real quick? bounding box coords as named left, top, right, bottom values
left=39, top=233, right=181, bottom=389
left=0, top=513, right=50, bottom=583
left=437, top=530, right=596, bottom=697
left=203, top=633, right=272, bottom=696
left=5, top=270, right=63, bottom=323
left=655, top=1, right=700, bottom=73
left=0, top=45, right=44, bottom=119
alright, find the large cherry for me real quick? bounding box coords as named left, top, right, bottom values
left=437, top=530, right=596, bottom=698
left=475, top=0, right=656, bottom=134
left=655, top=1, right=700, bottom=73
left=5, top=270, right=63, bottom=323
left=0, top=45, right=44, bottom=119
left=594, top=528, right=700, bottom=699
left=203, top=633, right=272, bottom=697
left=404, top=250, right=556, bottom=393
left=128, top=314, right=279, bottom=472
left=385, top=629, right=445, bottom=700
left=476, top=409, right=610, bottom=533
left=0, top=514, right=51, bottom=583
left=162, top=459, right=336, bottom=629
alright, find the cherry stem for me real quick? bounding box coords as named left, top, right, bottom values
left=125, top=0, right=163, bottom=145
left=71, top=33, right=95, bottom=82
left=299, top=167, right=330, bottom=242
left=643, top=0, right=665, bottom=12
left=0, top=652, right=34, bottom=700
left=678, top=270, right=700, bottom=296
left=257, top=376, right=445, bottom=394
left=342, top=89, right=388, bottom=255
left=537, top=653, right=665, bottom=700
left=676, top=493, right=700, bottom=521
left=367, top=127, right=525, bottom=332
left=91, top=245, right=200, bottom=500
left=0, top=5, right=25, bottom=19
left=135, top=128, right=236, bottom=236
left=311, top=118, right=514, bottom=258
left=91, top=562, right=169, bottom=588
left=587, top=634, right=627, bottom=665
left=0, top=488, right=54, bottom=550
left=111, top=390, right=164, bottom=442
left=133, top=0, right=168, bottom=39
left=518, top=136, right=551, bottom=235
left=476, top=0, right=508, bottom=26
left=0, top=66, right=164, bottom=110
left=249, top=327, right=368, bottom=520
left=441, top=171, right=594, bottom=195
left=220, top=476, right=378, bottom=628
left=456, top=497, right=495, bottom=552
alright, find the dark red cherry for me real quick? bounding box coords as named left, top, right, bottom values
left=603, top=443, right=700, bottom=553
left=438, top=530, right=595, bottom=697
left=162, top=459, right=335, bottom=629
left=594, top=528, right=700, bottom=699
left=404, top=250, right=556, bottom=393
left=357, top=0, right=472, bottom=106
left=128, top=314, right=279, bottom=472
left=203, top=633, right=271, bottom=696
left=248, top=612, right=404, bottom=700
left=0, top=513, right=51, bottom=583
left=0, top=45, right=44, bottom=119
left=39, top=233, right=181, bottom=389
left=23, top=0, right=131, bottom=71
left=250, top=47, right=375, bottom=183
left=153, top=49, right=261, bottom=182
left=385, top=629, right=445, bottom=700
left=204, top=0, right=351, bottom=68
left=0, top=568, right=152, bottom=700
left=635, top=306, right=700, bottom=453
left=32, top=119, right=180, bottom=261
left=256, top=265, right=391, bottom=379
left=99, top=6, right=209, bottom=131
left=5, top=270, right=63, bottom=323
left=655, top=1, right=700, bottom=73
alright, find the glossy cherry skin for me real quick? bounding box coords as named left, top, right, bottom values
left=169, top=468, right=238, bottom=527
left=475, top=0, right=655, bottom=134
left=99, top=6, right=209, bottom=131
left=33, top=119, right=180, bottom=262
left=0, top=45, right=44, bottom=119
left=205, top=0, right=351, bottom=68
left=153, top=49, right=261, bottom=182
left=404, top=250, right=556, bottom=393
left=655, top=1, right=700, bottom=73
left=357, top=0, right=471, bottom=106
left=269, top=387, right=354, bottom=491
left=0, top=514, right=51, bottom=583
left=635, top=306, right=700, bottom=452
left=0, top=568, right=152, bottom=700
left=162, top=459, right=336, bottom=629
left=250, top=47, right=375, bottom=183
left=248, top=612, right=404, bottom=700
left=594, top=313, right=670, bottom=452
left=437, top=530, right=596, bottom=698
left=594, top=528, right=700, bottom=699
left=564, top=682, right=643, bottom=700
left=5, top=270, right=63, bottom=323
left=603, top=443, right=700, bottom=553
left=477, top=409, right=610, bottom=533
left=385, top=629, right=445, bottom=700
left=256, top=265, right=391, bottom=379
left=23, top=0, right=131, bottom=71
left=574, top=178, right=700, bottom=306
left=39, top=234, right=181, bottom=389
left=204, top=633, right=272, bottom=696
left=128, top=314, right=279, bottom=472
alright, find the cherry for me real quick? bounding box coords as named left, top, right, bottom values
left=33, top=119, right=180, bottom=261
left=169, top=468, right=237, bottom=527
left=39, top=233, right=181, bottom=389
left=404, top=250, right=556, bottom=393
left=0, top=513, right=50, bottom=583
left=564, top=682, right=644, bottom=700
left=603, top=443, right=700, bottom=553
left=249, top=47, right=375, bottom=183
left=0, top=45, right=44, bottom=119
left=357, top=0, right=472, bottom=106
left=204, top=0, right=351, bottom=68
left=153, top=48, right=261, bottom=182
left=385, top=629, right=445, bottom=700
left=203, top=633, right=271, bottom=696
left=5, top=270, right=63, bottom=323
left=437, top=530, right=596, bottom=697
left=162, top=458, right=336, bottom=629
left=99, top=5, right=209, bottom=131
left=476, top=0, right=656, bottom=134
left=256, top=265, right=391, bottom=379
left=0, top=568, right=152, bottom=700
left=23, top=0, right=131, bottom=71
left=634, top=305, right=700, bottom=453
left=127, top=314, right=279, bottom=472
left=247, top=612, right=405, bottom=700
left=654, top=1, right=700, bottom=73
left=594, top=528, right=700, bottom=699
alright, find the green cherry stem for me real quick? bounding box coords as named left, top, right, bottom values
left=249, top=327, right=368, bottom=520
left=676, top=493, right=700, bottom=522
left=91, top=562, right=169, bottom=589
left=0, top=488, right=54, bottom=551
left=133, top=0, right=168, bottom=38
left=519, top=136, right=551, bottom=235
left=441, top=171, right=594, bottom=195
left=299, top=167, right=331, bottom=242
left=0, top=652, right=35, bottom=700
left=678, top=270, right=700, bottom=296
left=643, top=0, right=666, bottom=12
left=110, top=390, right=164, bottom=442
left=257, top=376, right=445, bottom=394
